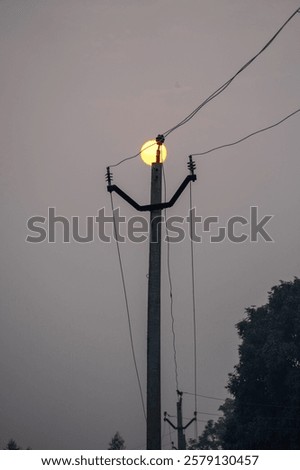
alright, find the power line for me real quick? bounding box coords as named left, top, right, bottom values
left=108, top=7, right=299, bottom=168
left=167, top=423, right=175, bottom=449
left=162, top=422, right=176, bottom=450
left=162, top=166, right=180, bottom=393
left=110, top=141, right=156, bottom=168
left=196, top=418, right=213, bottom=424
left=189, top=181, right=198, bottom=438
left=191, top=107, right=300, bottom=157
left=109, top=192, right=146, bottom=421
left=183, top=391, right=300, bottom=409
left=109, top=106, right=300, bottom=173
left=163, top=7, right=300, bottom=137
left=183, top=391, right=227, bottom=402
left=167, top=411, right=222, bottom=418
left=162, top=426, right=176, bottom=440
left=197, top=411, right=222, bottom=417
left=170, top=413, right=300, bottom=432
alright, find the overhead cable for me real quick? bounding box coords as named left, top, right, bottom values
left=163, top=7, right=300, bottom=137
left=109, top=7, right=299, bottom=168
left=162, top=166, right=180, bottom=393
left=109, top=193, right=146, bottom=420
left=189, top=181, right=198, bottom=438
left=191, top=107, right=300, bottom=157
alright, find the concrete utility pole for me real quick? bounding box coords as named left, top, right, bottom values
left=106, top=137, right=197, bottom=450
left=177, top=394, right=186, bottom=450
left=147, top=159, right=162, bottom=450
left=164, top=392, right=196, bottom=450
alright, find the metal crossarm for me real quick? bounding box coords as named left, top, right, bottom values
left=106, top=168, right=196, bottom=212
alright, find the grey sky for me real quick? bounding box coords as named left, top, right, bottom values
left=0, top=0, right=299, bottom=449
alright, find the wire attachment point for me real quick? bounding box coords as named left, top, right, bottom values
left=156, top=134, right=165, bottom=145
left=106, top=166, right=113, bottom=186
left=188, top=156, right=196, bottom=175
left=156, top=135, right=165, bottom=163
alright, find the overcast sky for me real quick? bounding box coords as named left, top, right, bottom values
left=0, top=0, right=300, bottom=450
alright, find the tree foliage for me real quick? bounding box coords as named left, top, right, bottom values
left=188, top=399, right=234, bottom=450
left=188, top=419, right=220, bottom=450
left=190, top=278, right=300, bottom=450
left=5, top=439, right=22, bottom=450
left=108, top=431, right=126, bottom=450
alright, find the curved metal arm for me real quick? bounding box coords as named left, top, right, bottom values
left=107, top=174, right=196, bottom=212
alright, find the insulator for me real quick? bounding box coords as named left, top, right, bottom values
left=156, top=134, right=165, bottom=145
left=187, top=156, right=196, bottom=174
left=105, top=167, right=113, bottom=184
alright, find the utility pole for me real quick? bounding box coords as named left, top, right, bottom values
left=106, top=138, right=197, bottom=450
left=147, top=147, right=163, bottom=449
left=164, top=391, right=196, bottom=450
left=177, top=393, right=186, bottom=450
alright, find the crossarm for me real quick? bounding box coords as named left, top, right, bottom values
left=107, top=174, right=196, bottom=212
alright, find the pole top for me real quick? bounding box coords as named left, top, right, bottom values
left=141, top=137, right=167, bottom=165
left=156, top=134, right=165, bottom=145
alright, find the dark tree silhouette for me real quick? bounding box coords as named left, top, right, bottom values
left=5, top=439, right=21, bottom=450
left=189, top=278, right=300, bottom=450
left=225, top=278, right=300, bottom=449
left=108, top=432, right=126, bottom=450
left=188, top=399, right=234, bottom=450
left=188, top=420, right=220, bottom=450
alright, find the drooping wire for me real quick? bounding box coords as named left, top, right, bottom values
left=196, top=411, right=222, bottom=417
left=108, top=9, right=299, bottom=168
left=109, top=192, right=146, bottom=421
left=162, top=420, right=177, bottom=449
left=189, top=181, right=198, bottom=438
left=183, top=391, right=226, bottom=402
left=182, top=391, right=300, bottom=409
left=196, top=418, right=213, bottom=424
left=110, top=141, right=157, bottom=168
left=108, top=8, right=299, bottom=169
left=163, top=7, right=300, bottom=137
left=166, top=410, right=221, bottom=418
left=164, top=424, right=176, bottom=449
left=190, top=107, right=300, bottom=157
left=162, top=165, right=180, bottom=392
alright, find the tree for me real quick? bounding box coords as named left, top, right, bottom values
left=188, top=420, right=220, bottom=450
left=224, top=278, right=300, bottom=449
left=5, top=439, right=21, bottom=450
left=189, top=278, right=300, bottom=450
left=108, top=432, right=126, bottom=450
left=188, top=399, right=234, bottom=450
